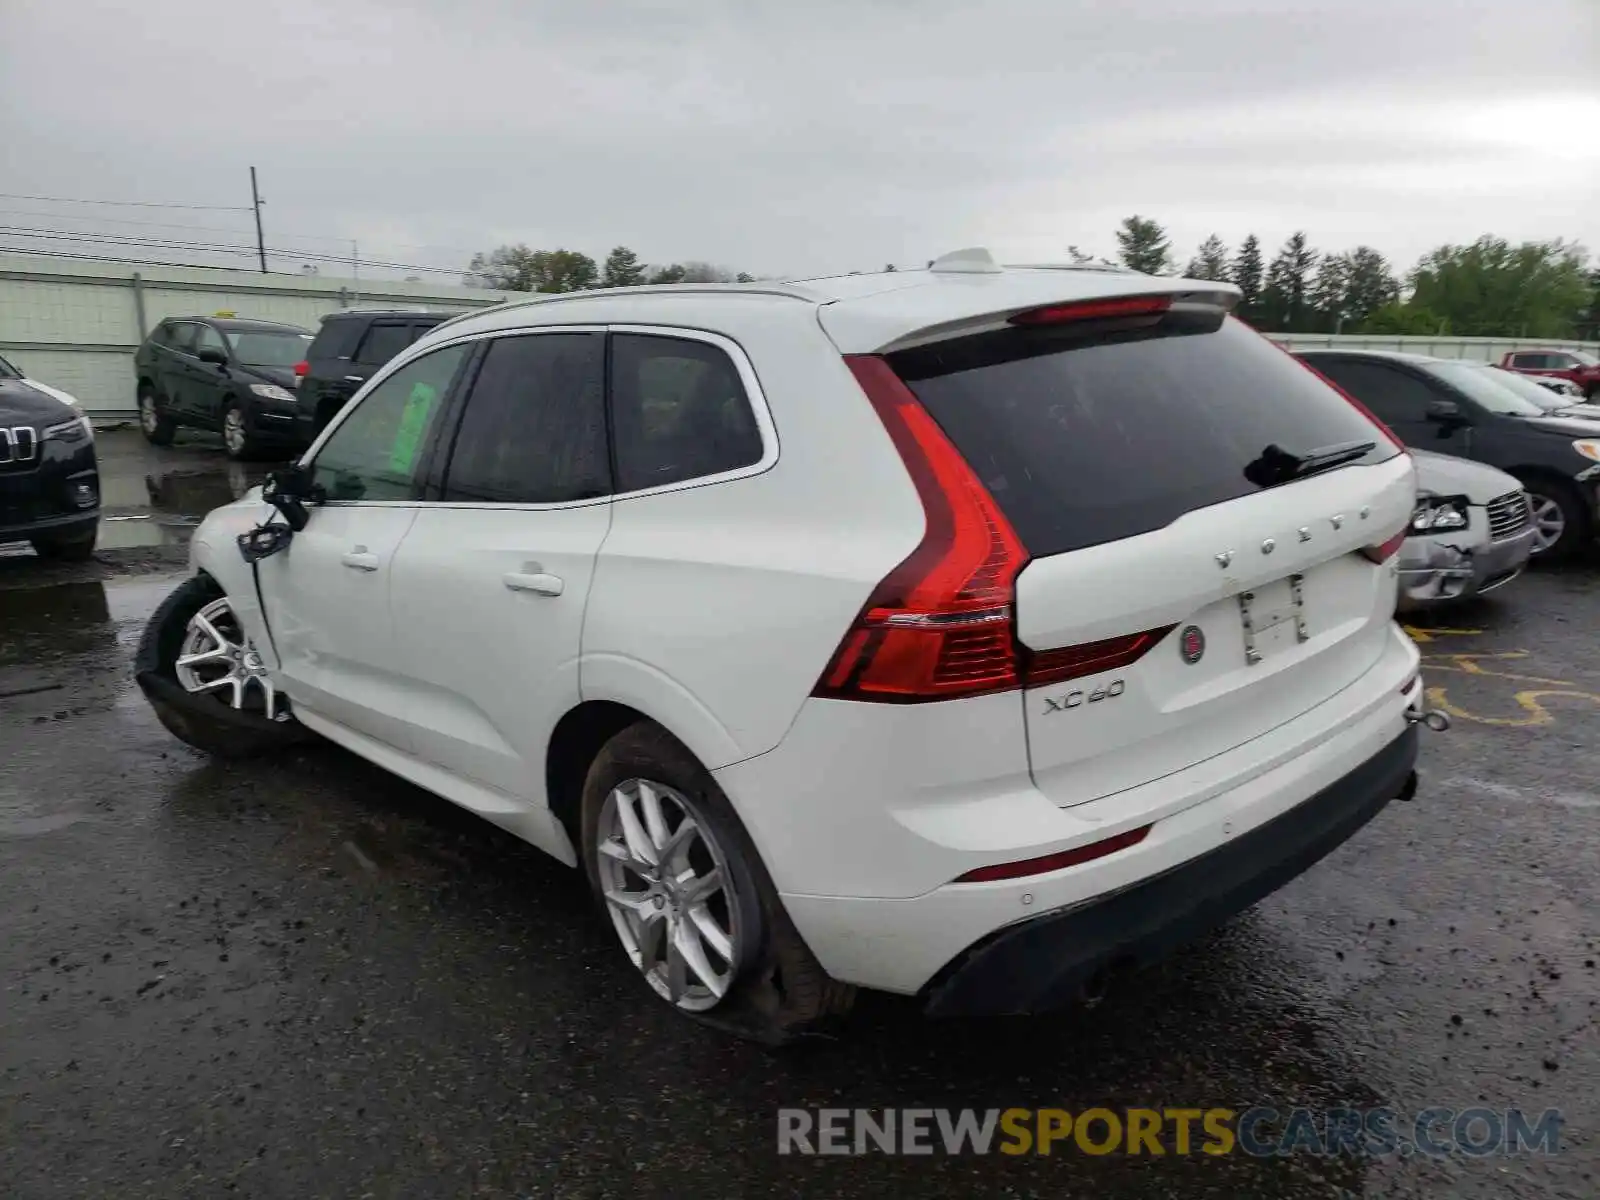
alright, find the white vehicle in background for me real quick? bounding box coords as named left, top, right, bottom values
left=133, top=252, right=1441, bottom=1041
left=1400, top=451, right=1535, bottom=609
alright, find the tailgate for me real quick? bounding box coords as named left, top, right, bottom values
left=1016, top=454, right=1413, bottom=807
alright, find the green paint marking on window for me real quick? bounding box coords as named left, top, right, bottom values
left=388, top=381, right=438, bottom=474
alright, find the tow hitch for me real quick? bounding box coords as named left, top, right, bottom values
left=1405, top=707, right=1451, bottom=732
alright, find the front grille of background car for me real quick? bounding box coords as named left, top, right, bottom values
left=1487, top=490, right=1532, bottom=541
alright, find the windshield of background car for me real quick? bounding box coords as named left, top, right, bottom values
left=1569, top=350, right=1600, bottom=367
left=1423, top=361, right=1546, bottom=417
left=888, top=312, right=1399, bottom=557
left=1479, top=366, right=1576, bottom=411
left=226, top=330, right=313, bottom=368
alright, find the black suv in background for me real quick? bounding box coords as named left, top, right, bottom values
left=294, top=310, right=452, bottom=441
left=1298, top=349, right=1600, bottom=561
left=134, top=317, right=314, bottom=460
left=0, top=353, right=99, bottom=560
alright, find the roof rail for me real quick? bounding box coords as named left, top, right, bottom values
left=429, top=281, right=820, bottom=333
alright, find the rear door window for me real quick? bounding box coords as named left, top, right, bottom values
left=354, top=322, right=414, bottom=367
left=164, top=322, right=197, bottom=353
left=888, top=314, right=1398, bottom=557
left=1308, top=358, right=1438, bottom=424
left=442, top=333, right=609, bottom=504
left=609, top=333, right=764, bottom=492
left=307, top=319, right=364, bottom=362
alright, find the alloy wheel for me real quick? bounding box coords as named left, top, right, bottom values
left=1526, top=494, right=1565, bottom=555
left=140, top=393, right=158, bottom=435
left=595, top=778, right=744, bottom=1012
left=173, top=596, right=285, bottom=720
left=223, top=407, right=247, bottom=455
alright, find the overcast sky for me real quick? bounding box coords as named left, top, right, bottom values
left=3, top=0, right=1597, bottom=282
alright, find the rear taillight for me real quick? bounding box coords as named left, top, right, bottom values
left=815, top=357, right=1172, bottom=703
left=293, top=360, right=309, bottom=379
left=814, top=357, right=1028, bottom=702
left=1361, top=530, right=1408, bottom=563
left=1009, top=295, right=1172, bottom=326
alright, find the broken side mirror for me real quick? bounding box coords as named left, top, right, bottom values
left=260, top=464, right=321, bottom=532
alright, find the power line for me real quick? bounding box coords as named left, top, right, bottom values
left=0, top=225, right=469, bottom=276
left=0, top=191, right=252, bottom=212
left=0, top=206, right=257, bottom=236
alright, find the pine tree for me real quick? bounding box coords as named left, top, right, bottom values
left=1261, top=232, right=1318, bottom=331
left=1230, top=235, right=1265, bottom=319
left=1115, top=216, right=1173, bottom=275
left=601, top=246, right=646, bottom=288
left=1184, top=234, right=1230, bottom=281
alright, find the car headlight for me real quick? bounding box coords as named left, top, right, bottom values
left=1573, top=440, right=1600, bottom=463
left=1411, top=495, right=1469, bottom=532
left=41, top=416, right=94, bottom=444
left=249, top=383, right=296, bottom=402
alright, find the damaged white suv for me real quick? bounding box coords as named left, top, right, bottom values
left=136, top=251, right=1441, bottom=1041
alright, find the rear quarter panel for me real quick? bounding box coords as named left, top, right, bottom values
left=579, top=309, right=925, bottom=770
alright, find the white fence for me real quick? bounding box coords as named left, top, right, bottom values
left=1267, top=333, right=1600, bottom=362
left=0, top=253, right=511, bottom=415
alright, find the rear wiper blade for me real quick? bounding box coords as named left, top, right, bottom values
left=1244, top=439, right=1377, bottom=487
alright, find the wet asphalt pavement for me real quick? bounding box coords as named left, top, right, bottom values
left=2, top=432, right=1598, bottom=1198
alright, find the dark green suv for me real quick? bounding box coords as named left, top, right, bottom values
left=134, top=317, right=314, bottom=459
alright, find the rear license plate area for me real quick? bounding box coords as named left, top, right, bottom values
left=1238, top=573, right=1309, bottom=665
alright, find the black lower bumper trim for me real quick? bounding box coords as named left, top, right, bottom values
left=921, top=725, right=1419, bottom=1017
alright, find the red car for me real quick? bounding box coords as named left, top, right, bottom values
left=1500, top=348, right=1600, bottom=398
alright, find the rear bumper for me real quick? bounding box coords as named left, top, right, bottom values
left=920, top=725, right=1417, bottom=1015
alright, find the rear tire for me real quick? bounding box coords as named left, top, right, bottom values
left=138, top=383, right=176, bottom=446
left=1520, top=478, right=1591, bottom=563
left=579, top=721, right=854, bottom=1043
left=30, top=529, right=97, bottom=562
left=135, top=575, right=312, bottom=757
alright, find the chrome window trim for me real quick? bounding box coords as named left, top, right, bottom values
left=308, top=322, right=779, bottom=513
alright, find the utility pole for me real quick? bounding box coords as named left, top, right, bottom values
left=249, top=166, right=267, bottom=273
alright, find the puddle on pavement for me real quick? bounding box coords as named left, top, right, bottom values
left=97, top=460, right=269, bottom=550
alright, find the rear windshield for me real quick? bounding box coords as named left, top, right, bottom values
left=889, top=313, right=1399, bottom=557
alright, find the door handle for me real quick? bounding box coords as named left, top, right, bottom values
left=341, top=548, right=380, bottom=572
left=503, top=571, right=564, bottom=597
left=343, top=375, right=365, bottom=383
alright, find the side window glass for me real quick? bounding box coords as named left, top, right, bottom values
left=311, top=344, right=468, bottom=502
left=610, top=334, right=764, bottom=492
left=165, top=323, right=197, bottom=353
left=193, top=325, right=227, bottom=358
left=355, top=322, right=412, bottom=366
left=443, top=333, right=608, bottom=504
left=1314, top=360, right=1433, bottom=425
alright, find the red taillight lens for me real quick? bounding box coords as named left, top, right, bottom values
left=292, top=360, right=309, bottom=378
left=1024, top=626, right=1176, bottom=690
left=814, top=356, right=1030, bottom=702
left=1009, top=295, right=1172, bottom=326
left=1361, top=529, right=1408, bottom=563
left=953, top=825, right=1152, bottom=884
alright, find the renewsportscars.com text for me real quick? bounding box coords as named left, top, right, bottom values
left=776, top=1106, right=1563, bottom=1158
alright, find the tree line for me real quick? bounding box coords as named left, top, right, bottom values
left=466, top=245, right=755, bottom=292
left=1110, top=216, right=1597, bottom=339
left=466, top=224, right=1598, bottom=341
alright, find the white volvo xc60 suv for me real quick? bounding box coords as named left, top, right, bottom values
left=136, top=250, right=1435, bottom=1041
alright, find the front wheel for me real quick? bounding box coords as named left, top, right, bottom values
left=221, top=399, right=256, bottom=461
left=135, top=575, right=312, bottom=757
left=580, top=722, right=853, bottom=1042
left=1522, top=480, right=1591, bottom=563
